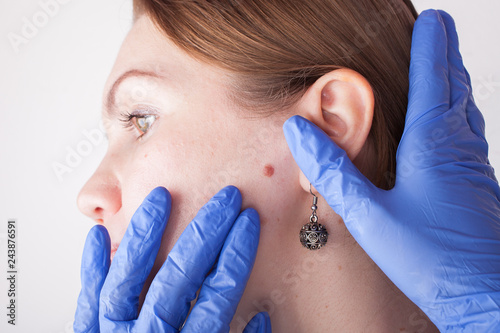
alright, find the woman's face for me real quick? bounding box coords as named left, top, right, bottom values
left=77, top=14, right=306, bottom=306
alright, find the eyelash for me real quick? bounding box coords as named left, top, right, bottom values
left=118, top=111, right=156, bottom=141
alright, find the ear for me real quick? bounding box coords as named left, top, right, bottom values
left=294, top=68, right=374, bottom=193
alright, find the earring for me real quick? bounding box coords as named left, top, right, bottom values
left=299, top=184, right=328, bottom=250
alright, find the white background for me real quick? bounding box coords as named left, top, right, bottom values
left=0, top=1, right=499, bottom=332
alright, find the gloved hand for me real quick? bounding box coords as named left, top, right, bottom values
left=283, top=9, right=500, bottom=332
left=73, top=185, right=271, bottom=332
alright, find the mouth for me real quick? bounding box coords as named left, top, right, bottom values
left=110, top=243, right=120, bottom=262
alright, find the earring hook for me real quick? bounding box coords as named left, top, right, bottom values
left=309, top=183, right=317, bottom=197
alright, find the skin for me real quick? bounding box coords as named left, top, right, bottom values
left=77, top=15, right=438, bottom=332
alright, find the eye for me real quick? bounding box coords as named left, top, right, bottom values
left=119, top=112, right=157, bottom=139
left=135, top=115, right=155, bottom=133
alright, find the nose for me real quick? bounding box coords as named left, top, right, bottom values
left=77, top=161, right=122, bottom=223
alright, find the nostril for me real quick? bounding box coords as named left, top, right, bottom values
left=94, top=207, right=104, bottom=218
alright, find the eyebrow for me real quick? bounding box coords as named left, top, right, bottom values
left=105, top=69, right=162, bottom=115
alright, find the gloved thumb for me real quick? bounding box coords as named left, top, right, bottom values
left=243, top=312, right=272, bottom=333
left=283, top=115, right=380, bottom=229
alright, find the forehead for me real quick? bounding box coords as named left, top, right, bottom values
left=100, top=15, right=234, bottom=123
left=104, top=14, right=233, bottom=93
left=104, top=16, right=193, bottom=91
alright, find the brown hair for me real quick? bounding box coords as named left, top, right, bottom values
left=133, top=0, right=418, bottom=189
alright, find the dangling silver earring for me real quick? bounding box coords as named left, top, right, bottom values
left=299, top=184, right=328, bottom=250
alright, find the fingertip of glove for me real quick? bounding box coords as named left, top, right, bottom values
left=142, top=187, right=172, bottom=228
left=283, top=115, right=318, bottom=153
left=127, top=187, right=172, bottom=240
left=417, top=9, right=446, bottom=27
left=88, top=225, right=110, bottom=247
left=411, top=9, right=448, bottom=73
left=283, top=115, right=330, bottom=143
left=228, top=208, right=261, bottom=258
left=147, top=186, right=172, bottom=207
left=239, top=208, right=261, bottom=233
left=436, top=9, right=452, bottom=20
left=283, top=115, right=306, bottom=137
left=222, top=184, right=241, bottom=196
left=83, top=225, right=110, bottom=269
left=436, top=10, right=458, bottom=32
left=418, top=9, right=439, bottom=19
left=214, top=185, right=243, bottom=207
left=256, top=311, right=271, bottom=323
left=246, top=312, right=271, bottom=332
left=283, top=114, right=302, bottom=127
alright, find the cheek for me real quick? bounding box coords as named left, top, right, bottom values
left=119, top=130, right=225, bottom=225
left=117, top=133, right=230, bottom=274
left=119, top=112, right=293, bottom=258
left=118, top=139, right=196, bottom=266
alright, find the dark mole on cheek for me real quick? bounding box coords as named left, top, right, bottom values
left=263, top=164, right=274, bottom=177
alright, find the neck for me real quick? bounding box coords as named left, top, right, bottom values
left=231, top=212, right=438, bottom=332
left=269, top=241, right=437, bottom=332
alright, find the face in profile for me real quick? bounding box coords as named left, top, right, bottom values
left=77, top=13, right=305, bottom=310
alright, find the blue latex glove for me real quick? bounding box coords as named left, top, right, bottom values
left=283, top=9, right=500, bottom=332
left=74, top=186, right=271, bottom=332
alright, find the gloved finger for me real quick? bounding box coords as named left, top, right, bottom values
left=461, top=73, right=497, bottom=191
left=438, top=11, right=470, bottom=112
left=99, top=187, right=171, bottom=331
left=243, top=312, right=272, bottom=333
left=463, top=67, right=488, bottom=144
left=438, top=9, right=488, bottom=158
left=136, top=186, right=243, bottom=330
left=440, top=11, right=492, bottom=166
left=463, top=67, right=487, bottom=142
left=465, top=68, right=499, bottom=185
left=74, top=225, right=111, bottom=333
left=183, top=208, right=260, bottom=332
left=406, top=9, right=449, bottom=128
left=283, top=115, right=380, bottom=235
